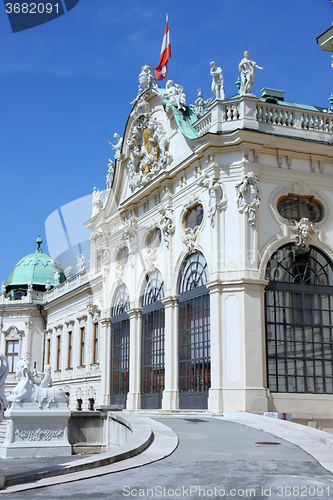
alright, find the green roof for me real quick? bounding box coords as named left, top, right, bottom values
left=5, top=238, right=65, bottom=292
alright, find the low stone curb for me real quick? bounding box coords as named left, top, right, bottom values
left=3, top=412, right=153, bottom=488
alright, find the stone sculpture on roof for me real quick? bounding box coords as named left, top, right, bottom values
left=163, top=80, right=186, bottom=111
left=238, top=51, right=263, bottom=95
left=106, top=133, right=123, bottom=161
left=210, top=61, right=225, bottom=100
left=193, top=89, right=212, bottom=118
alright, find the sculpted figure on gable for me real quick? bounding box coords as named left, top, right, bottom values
left=127, top=98, right=172, bottom=192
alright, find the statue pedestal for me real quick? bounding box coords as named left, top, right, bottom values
left=0, top=402, right=71, bottom=458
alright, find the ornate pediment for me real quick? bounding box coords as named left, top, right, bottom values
left=127, top=97, right=172, bottom=192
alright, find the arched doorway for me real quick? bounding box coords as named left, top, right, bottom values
left=265, top=244, right=333, bottom=394
left=141, top=270, right=165, bottom=409
left=178, top=251, right=210, bottom=409
left=110, top=284, right=130, bottom=407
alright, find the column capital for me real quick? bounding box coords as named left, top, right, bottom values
left=206, top=279, right=223, bottom=293
left=127, top=307, right=142, bottom=319
left=161, top=295, right=178, bottom=308
left=100, top=317, right=111, bottom=327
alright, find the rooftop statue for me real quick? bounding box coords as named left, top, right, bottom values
left=106, top=159, right=115, bottom=191
left=76, top=253, right=85, bottom=272
left=138, top=65, right=158, bottom=91
left=192, top=89, right=212, bottom=118
left=6, top=359, right=68, bottom=408
left=238, top=51, right=263, bottom=95
left=163, top=80, right=186, bottom=111
left=210, top=61, right=225, bottom=100
left=106, top=133, right=123, bottom=161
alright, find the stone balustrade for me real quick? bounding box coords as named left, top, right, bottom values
left=193, top=95, right=333, bottom=143
left=44, top=269, right=90, bottom=302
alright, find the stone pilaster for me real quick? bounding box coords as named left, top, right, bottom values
left=126, top=308, right=142, bottom=410
left=98, top=317, right=111, bottom=406
left=161, top=296, right=179, bottom=410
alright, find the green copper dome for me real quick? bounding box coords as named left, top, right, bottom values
left=5, top=237, right=65, bottom=295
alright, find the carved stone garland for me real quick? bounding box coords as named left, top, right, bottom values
left=197, top=169, right=227, bottom=227
left=235, top=172, right=260, bottom=226
left=158, top=206, right=175, bottom=249
left=127, top=100, right=173, bottom=192
left=91, top=230, right=111, bottom=269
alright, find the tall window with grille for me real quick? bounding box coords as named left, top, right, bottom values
left=6, top=340, right=19, bottom=372
left=56, top=335, right=61, bottom=370
left=265, top=244, right=333, bottom=394
left=178, top=251, right=211, bottom=409
left=93, top=323, right=99, bottom=364
left=79, top=327, right=85, bottom=366
left=67, top=331, right=72, bottom=368
left=110, top=284, right=130, bottom=407
left=141, top=270, right=165, bottom=410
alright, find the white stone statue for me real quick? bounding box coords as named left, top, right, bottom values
left=1, top=283, right=6, bottom=295
left=106, top=160, right=115, bottom=190
left=6, top=359, right=68, bottom=407
left=163, top=80, right=186, bottom=111
left=192, top=89, right=212, bottom=118
left=92, top=187, right=104, bottom=215
left=210, top=61, right=225, bottom=100
left=76, top=253, right=85, bottom=272
left=64, top=266, right=73, bottom=279
left=238, top=51, right=263, bottom=95
left=27, top=280, right=33, bottom=292
left=106, top=133, right=123, bottom=160
left=235, top=172, right=260, bottom=226
left=292, top=218, right=316, bottom=247
left=138, top=64, right=158, bottom=91
left=45, top=280, right=51, bottom=291
left=33, top=364, right=52, bottom=388
left=54, top=270, right=60, bottom=286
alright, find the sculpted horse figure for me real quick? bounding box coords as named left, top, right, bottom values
left=6, top=359, right=68, bottom=408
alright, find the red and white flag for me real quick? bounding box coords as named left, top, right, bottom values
left=154, top=19, right=171, bottom=81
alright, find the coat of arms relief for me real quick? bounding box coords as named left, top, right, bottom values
left=127, top=97, right=173, bottom=192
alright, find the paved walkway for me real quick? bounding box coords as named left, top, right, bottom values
left=2, top=416, right=333, bottom=499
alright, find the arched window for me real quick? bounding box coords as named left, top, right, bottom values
left=141, top=270, right=165, bottom=409
left=178, top=251, right=210, bottom=409
left=110, top=284, right=130, bottom=407
left=265, top=244, right=333, bottom=394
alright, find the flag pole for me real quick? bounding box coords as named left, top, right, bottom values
left=165, top=14, right=169, bottom=86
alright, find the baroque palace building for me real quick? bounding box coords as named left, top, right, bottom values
left=2, top=55, right=333, bottom=430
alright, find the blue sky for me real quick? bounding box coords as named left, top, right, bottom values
left=0, top=0, right=332, bottom=283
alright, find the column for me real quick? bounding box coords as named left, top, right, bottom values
left=126, top=308, right=142, bottom=410
left=98, top=317, right=111, bottom=406
left=206, top=280, right=224, bottom=413
left=161, top=296, right=179, bottom=410
left=24, top=318, right=33, bottom=364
